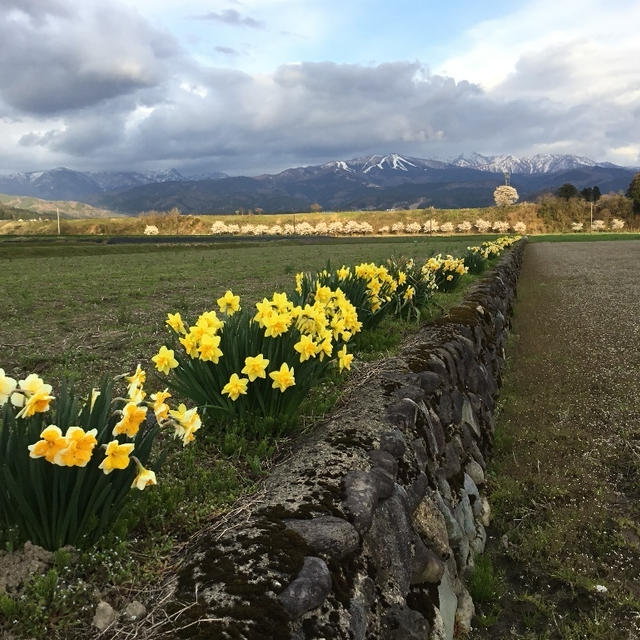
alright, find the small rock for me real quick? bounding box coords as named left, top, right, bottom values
left=435, top=470, right=453, bottom=503
left=434, top=492, right=463, bottom=546
left=465, top=460, right=485, bottom=487
left=406, top=473, right=429, bottom=512
left=462, top=473, right=479, bottom=504
left=383, top=605, right=431, bottom=639
left=470, top=522, right=487, bottom=556
left=437, top=565, right=458, bottom=640
left=386, top=398, right=419, bottom=429
left=343, top=470, right=380, bottom=534
left=473, top=496, right=491, bottom=527
left=413, top=495, right=451, bottom=559
left=285, top=516, right=360, bottom=560
left=278, top=556, right=331, bottom=619
left=430, top=607, right=448, bottom=640
left=461, top=397, right=480, bottom=437
left=122, top=600, right=146, bottom=622
left=454, top=589, right=475, bottom=635
left=380, top=430, right=407, bottom=459
left=412, top=537, right=445, bottom=584
left=93, top=601, right=116, bottom=631
left=416, top=371, right=442, bottom=395
left=454, top=493, right=476, bottom=540
left=441, top=441, right=461, bottom=480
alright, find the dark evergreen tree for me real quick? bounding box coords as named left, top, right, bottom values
left=626, top=172, right=640, bottom=215
left=592, top=186, right=601, bottom=201
left=557, top=183, right=579, bottom=199
left=580, top=187, right=593, bottom=201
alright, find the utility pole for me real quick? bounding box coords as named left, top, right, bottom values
left=56, top=207, right=61, bottom=235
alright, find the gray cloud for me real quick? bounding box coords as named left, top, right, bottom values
left=0, top=2, right=179, bottom=115
left=196, top=9, right=264, bottom=29
left=4, top=51, right=639, bottom=174
left=215, top=46, right=240, bottom=55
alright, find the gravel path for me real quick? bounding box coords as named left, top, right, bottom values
left=474, top=240, right=640, bottom=639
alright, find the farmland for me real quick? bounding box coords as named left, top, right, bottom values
left=0, top=236, right=477, bottom=391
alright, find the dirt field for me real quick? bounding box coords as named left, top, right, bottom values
left=474, top=241, right=640, bottom=639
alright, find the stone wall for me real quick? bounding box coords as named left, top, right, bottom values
left=151, top=241, right=525, bottom=640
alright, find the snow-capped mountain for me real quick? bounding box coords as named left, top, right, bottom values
left=0, top=152, right=633, bottom=213
left=450, top=152, right=607, bottom=174
left=323, top=153, right=450, bottom=176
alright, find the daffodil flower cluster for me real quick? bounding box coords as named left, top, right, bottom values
left=0, top=371, right=54, bottom=418
left=0, top=367, right=197, bottom=549
left=422, top=254, right=469, bottom=292
left=159, top=285, right=361, bottom=423
left=18, top=366, right=199, bottom=490
left=467, top=235, right=522, bottom=260
left=294, top=263, right=394, bottom=331
left=384, top=256, right=438, bottom=321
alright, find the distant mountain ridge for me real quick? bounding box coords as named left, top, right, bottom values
left=0, top=167, right=227, bottom=201
left=0, top=153, right=635, bottom=213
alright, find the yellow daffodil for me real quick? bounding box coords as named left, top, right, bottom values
left=179, top=332, right=199, bottom=358
left=12, top=374, right=54, bottom=416
left=54, top=427, right=98, bottom=467
left=99, top=441, right=134, bottom=474
left=166, top=312, right=186, bottom=335
left=16, top=389, right=55, bottom=419
left=337, top=266, right=350, bottom=281
left=113, top=402, right=148, bottom=437
left=131, top=458, right=157, bottom=490
left=129, top=385, right=146, bottom=404
left=316, top=337, right=333, bottom=361
left=217, top=290, right=241, bottom=315
left=269, top=362, right=295, bottom=392
left=196, top=310, right=225, bottom=333
left=188, top=324, right=205, bottom=341
left=315, top=285, right=332, bottom=305
left=241, top=354, right=270, bottom=381
left=337, top=345, right=354, bottom=372
left=0, top=368, right=17, bottom=406
left=369, top=296, right=382, bottom=313
left=330, top=316, right=346, bottom=341
left=367, top=278, right=381, bottom=296
left=254, top=298, right=275, bottom=326
left=397, top=271, right=407, bottom=285
left=28, top=425, right=68, bottom=463
left=199, top=333, right=223, bottom=363
left=271, top=292, right=291, bottom=313
left=294, top=334, right=318, bottom=363
left=152, top=345, right=179, bottom=375
left=169, top=403, right=201, bottom=446
left=17, top=373, right=51, bottom=396
left=295, top=272, right=304, bottom=295
left=151, top=389, right=171, bottom=422
left=89, top=388, right=101, bottom=411
left=403, top=286, right=415, bottom=301
left=263, top=313, right=291, bottom=338
left=221, top=373, right=249, bottom=401
left=126, top=364, right=146, bottom=392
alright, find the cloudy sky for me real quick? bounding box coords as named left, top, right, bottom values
left=1, top=0, right=638, bottom=175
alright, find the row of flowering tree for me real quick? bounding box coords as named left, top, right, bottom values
left=0, top=236, right=521, bottom=550
left=208, top=219, right=527, bottom=237
left=570, top=218, right=626, bottom=232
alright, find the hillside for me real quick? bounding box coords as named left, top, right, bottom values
left=0, top=193, right=123, bottom=219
